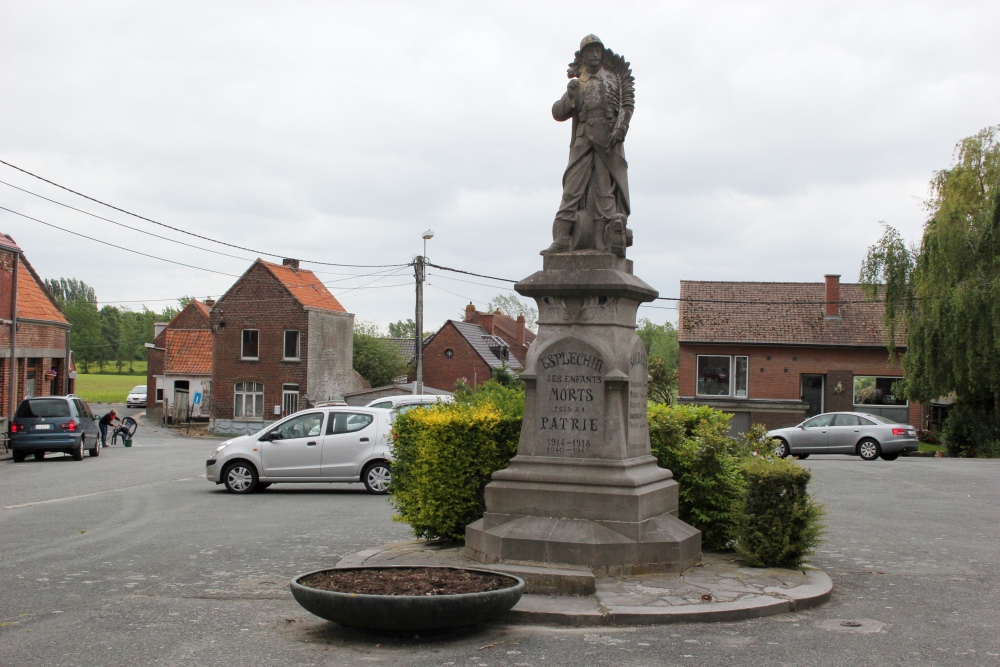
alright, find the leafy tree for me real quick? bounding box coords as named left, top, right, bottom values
left=860, top=125, right=1000, bottom=423
left=636, top=319, right=679, bottom=403
left=63, top=300, right=101, bottom=373
left=486, top=294, right=537, bottom=332
left=353, top=321, right=408, bottom=388
left=388, top=319, right=416, bottom=338
left=98, top=305, right=121, bottom=372
left=43, top=277, right=96, bottom=308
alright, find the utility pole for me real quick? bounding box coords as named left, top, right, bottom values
left=413, top=254, right=424, bottom=395
left=413, top=229, right=434, bottom=395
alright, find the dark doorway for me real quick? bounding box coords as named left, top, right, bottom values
left=801, top=374, right=824, bottom=417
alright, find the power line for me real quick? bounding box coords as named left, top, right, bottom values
left=0, top=158, right=409, bottom=269
left=1, top=206, right=243, bottom=278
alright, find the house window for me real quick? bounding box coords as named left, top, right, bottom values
left=242, top=329, right=259, bottom=359
left=234, top=382, right=264, bottom=417
left=282, top=383, right=299, bottom=416
left=853, top=376, right=907, bottom=406
left=696, top=355, right=749, bottom=398
left=284, top=330, right=300, bottom=360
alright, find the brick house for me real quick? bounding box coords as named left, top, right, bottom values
left=1, top=233, right=71, bottom=426
left=461, top=304, right=536, bottom=365
left=420, top=312, right=528, bottom=392
left=208, top=258, right=367, bottom=433
left=146, top=299, right=211, bottom=422
left=678, top=274, right=923, bottom=432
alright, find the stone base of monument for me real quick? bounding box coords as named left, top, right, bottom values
left=465, top=251, right=702, bottom=575
left=465, top=455, right=701, bottom=576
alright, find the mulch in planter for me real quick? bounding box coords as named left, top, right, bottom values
left=298, top=567, right=517, bottom=596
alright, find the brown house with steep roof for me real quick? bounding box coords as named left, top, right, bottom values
left=1, top=233, right=71, bottom=424
left=461, top=304, right=536, bottom=365
left=146, top=299, right=211, bottom=422
left=678, top=274, right=923, bottom=431
left=208, top=258, right=367, bottom=432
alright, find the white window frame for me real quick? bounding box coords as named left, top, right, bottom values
left=241, top=329, right=260, bottom=360
left=234, top=382, right=264, bottom=418
left=283, top=330, right=300, bottom=361
left=695, top=354, right=749, bottom=399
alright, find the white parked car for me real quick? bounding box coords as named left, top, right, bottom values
left=365, top=394, right=453, bottom=410
left=126, top=385, right=147, bottom=408
left=206, top=407, right=394, bottom=494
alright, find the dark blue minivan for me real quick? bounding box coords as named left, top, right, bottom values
left=9, top=395, right=102, bottom=462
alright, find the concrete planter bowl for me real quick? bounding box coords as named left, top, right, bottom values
left=290, top=566, right=525, bottom=632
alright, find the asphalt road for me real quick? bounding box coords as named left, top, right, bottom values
left=1, top=417, right=998, bottom=667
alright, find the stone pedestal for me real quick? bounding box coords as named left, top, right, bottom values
left=465, top=252, right=701, bottom=575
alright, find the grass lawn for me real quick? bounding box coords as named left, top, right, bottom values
left=75, top=373, right=147, bottom=404
left=918, top=442, right=947, bottom=454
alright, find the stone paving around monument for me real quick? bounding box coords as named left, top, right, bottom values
left=337, top=540, right=832, bottom=626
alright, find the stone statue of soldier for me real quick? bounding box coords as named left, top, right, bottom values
left=543, top=34, right=635, bottom=257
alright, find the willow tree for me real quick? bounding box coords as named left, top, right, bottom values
left=860, top=126, right=1000, bottom=422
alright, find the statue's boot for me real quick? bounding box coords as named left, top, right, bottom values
left=541, top=219, right=572, bottom=255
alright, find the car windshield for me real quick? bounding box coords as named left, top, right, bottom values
left=16, top=399, right=71, bottom=418
left=863, top=414, right=897, bottom=424
left=131, top=386, right=146, bottom=393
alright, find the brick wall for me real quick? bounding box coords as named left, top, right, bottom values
left=0, top=251, right=13, bottom=321
left=422, top=322, right=493, bottom=392
left=679, top=343, right=924, bottom=427
left=146, top=303, right=209, bottom=421
left=210, top=263, right=309, bottom=421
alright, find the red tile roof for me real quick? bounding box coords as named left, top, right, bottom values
left=164, top=330, right=213, bottom=375
left=260, top=260, right=347, bottom=312
left=679, top=280, right=902, bottom=348
left=0, top=233, right=21, bottom=252
left=16, top=258, right=68, bottom=324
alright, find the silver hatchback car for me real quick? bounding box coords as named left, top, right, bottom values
left=767, top=411, right=919, bottom=461
left=206, top=407, right=394, bottom=494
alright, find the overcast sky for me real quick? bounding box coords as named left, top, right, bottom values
left=3, top=1, right=998, bottom=331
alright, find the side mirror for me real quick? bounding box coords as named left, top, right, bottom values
left=797, top=424, right=805, bottom=429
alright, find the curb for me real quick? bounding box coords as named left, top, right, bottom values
left=335, top=542, right=834, bottom=627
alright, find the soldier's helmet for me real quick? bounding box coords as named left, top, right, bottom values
left=580, top=34, right=604, bottom=51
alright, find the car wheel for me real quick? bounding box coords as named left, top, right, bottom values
left=858, top=438, right=881, bottom=461
left=71, top=439, right=84, bottom=461
left=223, top=462, right=258, bottom=494
left=362, top=461, right=391, bottom=495
left=12, top=450, right=26, bottom=463
left=33, top=451, right=45, bottom=460
left=88, top=437, right=100, bottom=457
left=880, top=452, right=900, bottom=461
left=796, top=454, right=810, bottom=460
left=772, top=439, right=790, bottom=458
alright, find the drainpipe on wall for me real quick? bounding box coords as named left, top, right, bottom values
left=9, top=250, right=19, bottom=418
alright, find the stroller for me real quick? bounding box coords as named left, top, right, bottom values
left=110, top=417, right=138, bottom=447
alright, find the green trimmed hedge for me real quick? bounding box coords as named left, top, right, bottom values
left=649, top=403, right=824, bottom=565
left=736, top=456, right=825, bottom=568
left=389, top=382, right=523, bottom=540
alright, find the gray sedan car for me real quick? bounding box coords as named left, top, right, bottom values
left=767, top=411, right=919, bottom=461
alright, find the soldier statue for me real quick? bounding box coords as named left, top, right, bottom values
left=543, top=34, right=635, bottom=257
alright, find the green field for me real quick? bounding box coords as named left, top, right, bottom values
left=75, top=373, right=147, bottom=404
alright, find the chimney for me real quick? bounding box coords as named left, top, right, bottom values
left=516, top=314, right=525, bottom=346
left=824, top=274, right=841, bottom=318
left=465, top=303, right=476, bottom=322
left=204, top=299, right=215, bottom=307
left=282, top=258, right=300, bottom=271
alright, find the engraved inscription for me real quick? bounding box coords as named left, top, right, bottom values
left=536, top=346, right=605, bottom=456
left=628, top=350, right=649, bottom=452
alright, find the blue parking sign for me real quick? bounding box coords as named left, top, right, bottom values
left=193, top=392, right=202, bottom=405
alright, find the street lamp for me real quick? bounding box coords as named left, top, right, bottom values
left=415, top=229, right=434, bottom=394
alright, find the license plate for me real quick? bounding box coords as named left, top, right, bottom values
left=34, top=424, right=52, bottom=430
